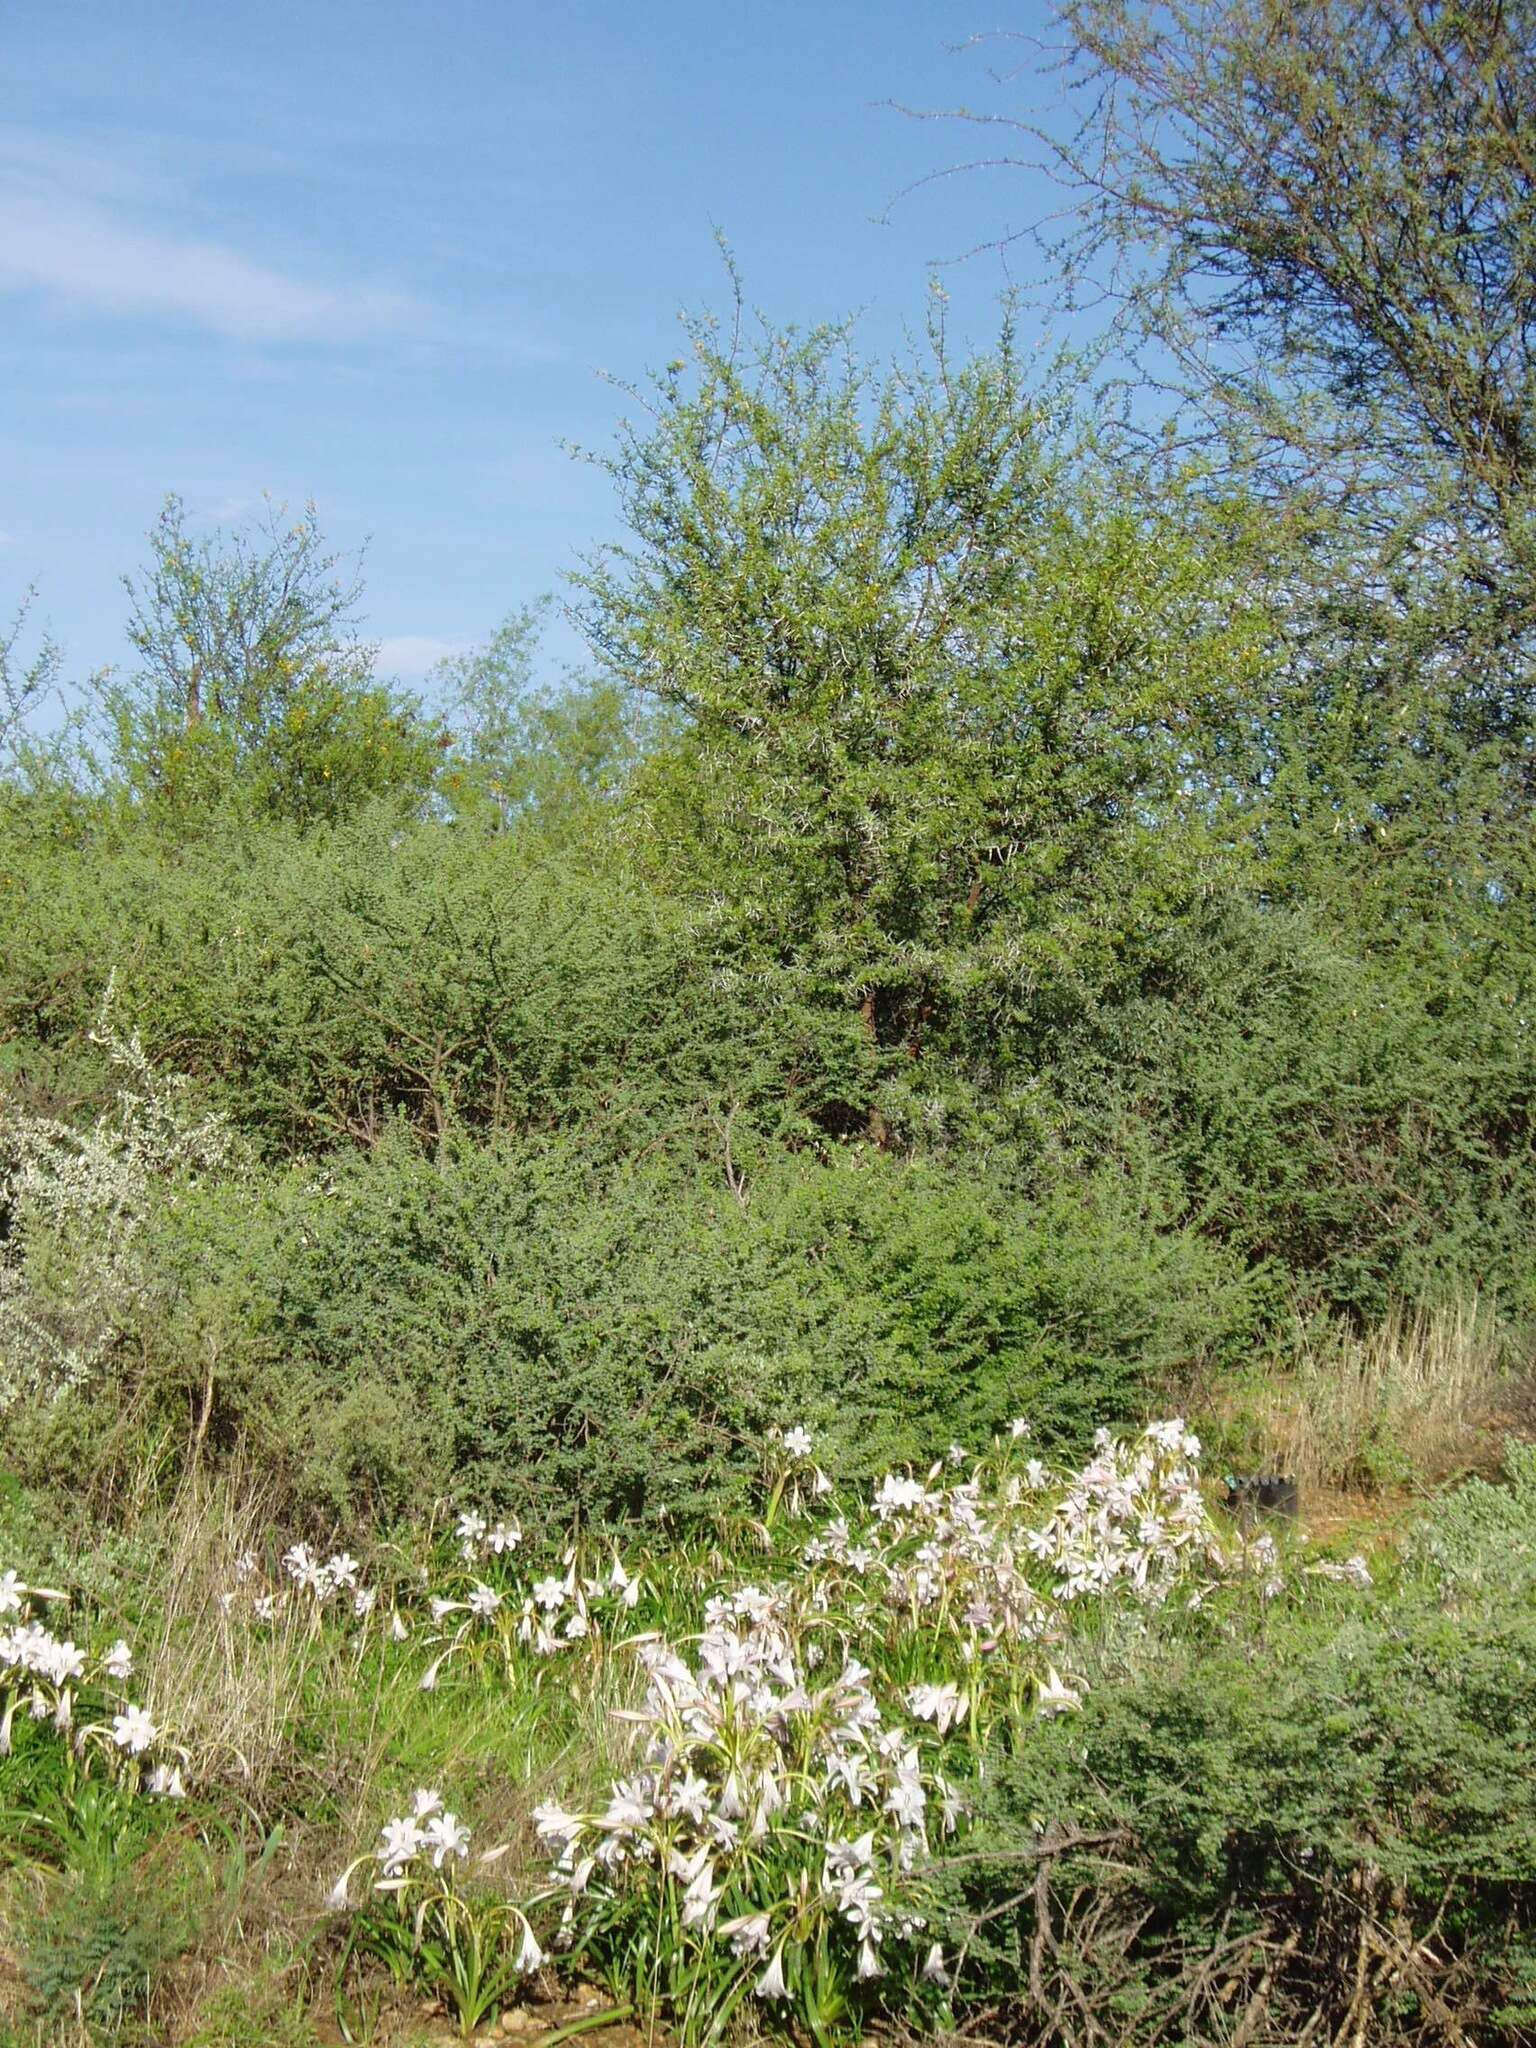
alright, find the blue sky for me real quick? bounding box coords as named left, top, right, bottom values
left=3, top=1, right=1070, bottom=697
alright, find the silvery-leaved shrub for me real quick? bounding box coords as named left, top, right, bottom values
left=0, top=980, right=231, bottom=1410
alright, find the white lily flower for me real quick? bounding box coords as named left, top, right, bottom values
left=756, top=1949, right=790, bottom=2001
left=375, top=1816, right=423, bottom=1875
left=1035, top=1666, right=1082, bottom=1717
left=44, top=1638, right=86, bottom=1683
left=906, top=1680, right=965, bottom=1733
left=679, top=1858, right=721, bottom=1930
left=723, top=1911, right=772, bottom=1957
left=421, top=1810, right=471, bottom=1867
left=104, top=1639, right=133, bottom=1681
left=111, top=1705, right=157, bottom=1754
left=533, top=1802, right=585, bottom=1849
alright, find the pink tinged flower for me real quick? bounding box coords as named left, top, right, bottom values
left=111, top=1705, right=157, bottom=1754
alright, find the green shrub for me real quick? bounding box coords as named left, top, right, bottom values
left=16, top=1123, right=1246, bottom=1526
left=953, top=1445, right=1536, bottom=2045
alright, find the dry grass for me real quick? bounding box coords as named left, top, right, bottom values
left=127, top=1467, right=372, bottom=1797
left=125, top=1462, right=653, bottom=1951
left=1197, top=1296, right=1534, bottom=1502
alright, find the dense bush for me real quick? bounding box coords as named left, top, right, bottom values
left=953, top=1445, right=1536, bottom=2045
left=1, top=311, right=1533, bottom=1526
left=2, top=1126, right=1243, bottom=1523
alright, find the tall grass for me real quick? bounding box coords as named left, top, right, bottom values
left=1202, top=1296, right=1531, bottom=1497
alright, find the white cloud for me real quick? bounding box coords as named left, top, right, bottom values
left=0, top=125, right=562, bottom=364
left=0, top=188, right=416, bottom=343
left=375, top=634, right=465, bottom=679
